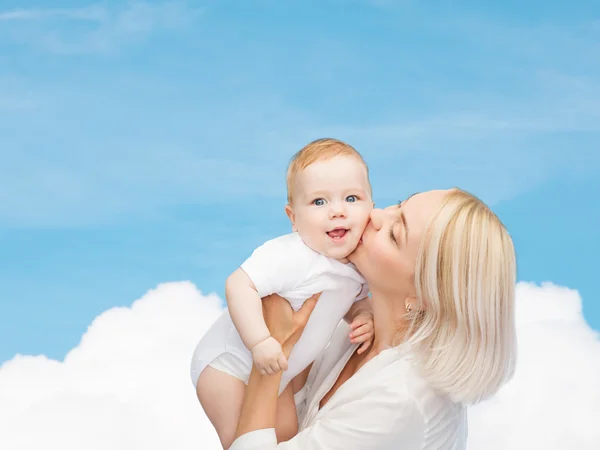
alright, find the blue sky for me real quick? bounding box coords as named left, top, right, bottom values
left=1, top=0, right=599, bottom=363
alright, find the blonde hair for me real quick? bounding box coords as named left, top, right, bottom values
left=286, top=138, right=370, bottom=203
left=407, top=188, right=517, bottom=404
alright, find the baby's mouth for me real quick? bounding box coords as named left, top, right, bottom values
left=327, top=228, right=349, bottom=240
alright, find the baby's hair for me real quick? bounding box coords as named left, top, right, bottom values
left=286, top=138, right=369, bottom=203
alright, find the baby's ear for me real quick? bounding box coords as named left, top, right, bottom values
left=284, top=204, right=298, bottom=232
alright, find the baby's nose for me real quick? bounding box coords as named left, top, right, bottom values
left=329, top=201, right=347, bottom=218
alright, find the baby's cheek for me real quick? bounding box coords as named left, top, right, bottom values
left=357, top=208, right=372, bottom=228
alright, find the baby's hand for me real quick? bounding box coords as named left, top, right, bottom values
left=349, top=310, right=374, bottom=354
left=251, top=336, right=289, bottom=375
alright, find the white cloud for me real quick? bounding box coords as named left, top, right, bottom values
left=0, top=2, right=198, bottom=54
left=0, top=281, right=223, bottom=450
left=0, top=281, right=598, bottom=449
left=468, top=282, right=600, bottom=449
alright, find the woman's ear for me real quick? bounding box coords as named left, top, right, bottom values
left=404, top=295, right=424, bottom=313
left=285, top=204, right=298, bottom=232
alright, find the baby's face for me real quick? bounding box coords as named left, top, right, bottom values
left=286, top=155, right=373, bottom=262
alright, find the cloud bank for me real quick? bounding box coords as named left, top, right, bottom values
left=468, top=282, right=600, bottom=449
left=0, top=281, right=598, bottom=449
left=0, top=282, right=223, bottom=449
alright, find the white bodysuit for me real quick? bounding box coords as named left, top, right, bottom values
left=190, top=232, right=368, bottom=392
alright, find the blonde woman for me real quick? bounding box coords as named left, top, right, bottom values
left=230, top=188, right=517, bottom=450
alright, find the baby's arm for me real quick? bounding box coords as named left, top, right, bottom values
left=344, top=296, right=374, bottom=354
left=226, top=268, right=269, bottom=349
left=226, top=268, right=288, bottom=375
left=343, top=297, right=371, bottom=324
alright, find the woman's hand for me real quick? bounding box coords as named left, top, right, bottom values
left=262, top=293, right=321, bottom=358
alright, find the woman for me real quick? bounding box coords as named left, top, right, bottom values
left=230, top=188, right=517, bottom=449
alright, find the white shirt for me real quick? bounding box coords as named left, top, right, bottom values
left=190, top=233, right=368, bottom=391
left=230, top=322, right=468, bottom=450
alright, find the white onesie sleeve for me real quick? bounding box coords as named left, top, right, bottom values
left=240, top=234, right=312, bottom=298
left=355, top=283, right=370, bottom=302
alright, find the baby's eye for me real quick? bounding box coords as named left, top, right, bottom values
left=346, top=195, right=358, bottom=203
left=313, top=198, right=326, bottom=206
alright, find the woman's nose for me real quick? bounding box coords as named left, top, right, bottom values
left=369, top=208, right=385, bottom=230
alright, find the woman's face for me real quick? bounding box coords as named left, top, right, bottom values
left=348, top=189, right=450, bottom=298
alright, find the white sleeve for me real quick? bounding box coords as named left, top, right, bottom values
left=293, top=385, right=308, bottom=425
left=240, top=237, right=311, bottom=298
left=354, top=283, right=370, bottom=302
left=229, top=387, right=424, bottom=450
left=229, top=429, right=278, bottom=450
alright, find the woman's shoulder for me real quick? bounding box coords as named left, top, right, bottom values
left=329, top=343, right=465, bottom=422
left=326, top=344, right=465, bottom=446
left=380, top=347, right=467, bottom=441
left=304, top=333, right=466, bottom=447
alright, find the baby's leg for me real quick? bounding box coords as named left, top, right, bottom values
left=196, top=366, right=246, bottom=449
left=275, top=384, right=299, bottom=443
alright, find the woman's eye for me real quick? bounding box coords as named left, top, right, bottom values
left=313, top=198, right=326, bottom=206
left=346, top=195, right=358, bottom=203
left=389, top=224, right=398, bottom=245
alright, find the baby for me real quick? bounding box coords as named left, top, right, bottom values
left=190, top=138, right=375, bottom=449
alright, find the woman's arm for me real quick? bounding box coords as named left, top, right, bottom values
left=230, top=295, right=434, bottom=450
left=233, top=293, right=320, bottom=441
left=231, top=374, right=426, bottom=450
left=235, top=362, right=283, bottom=438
